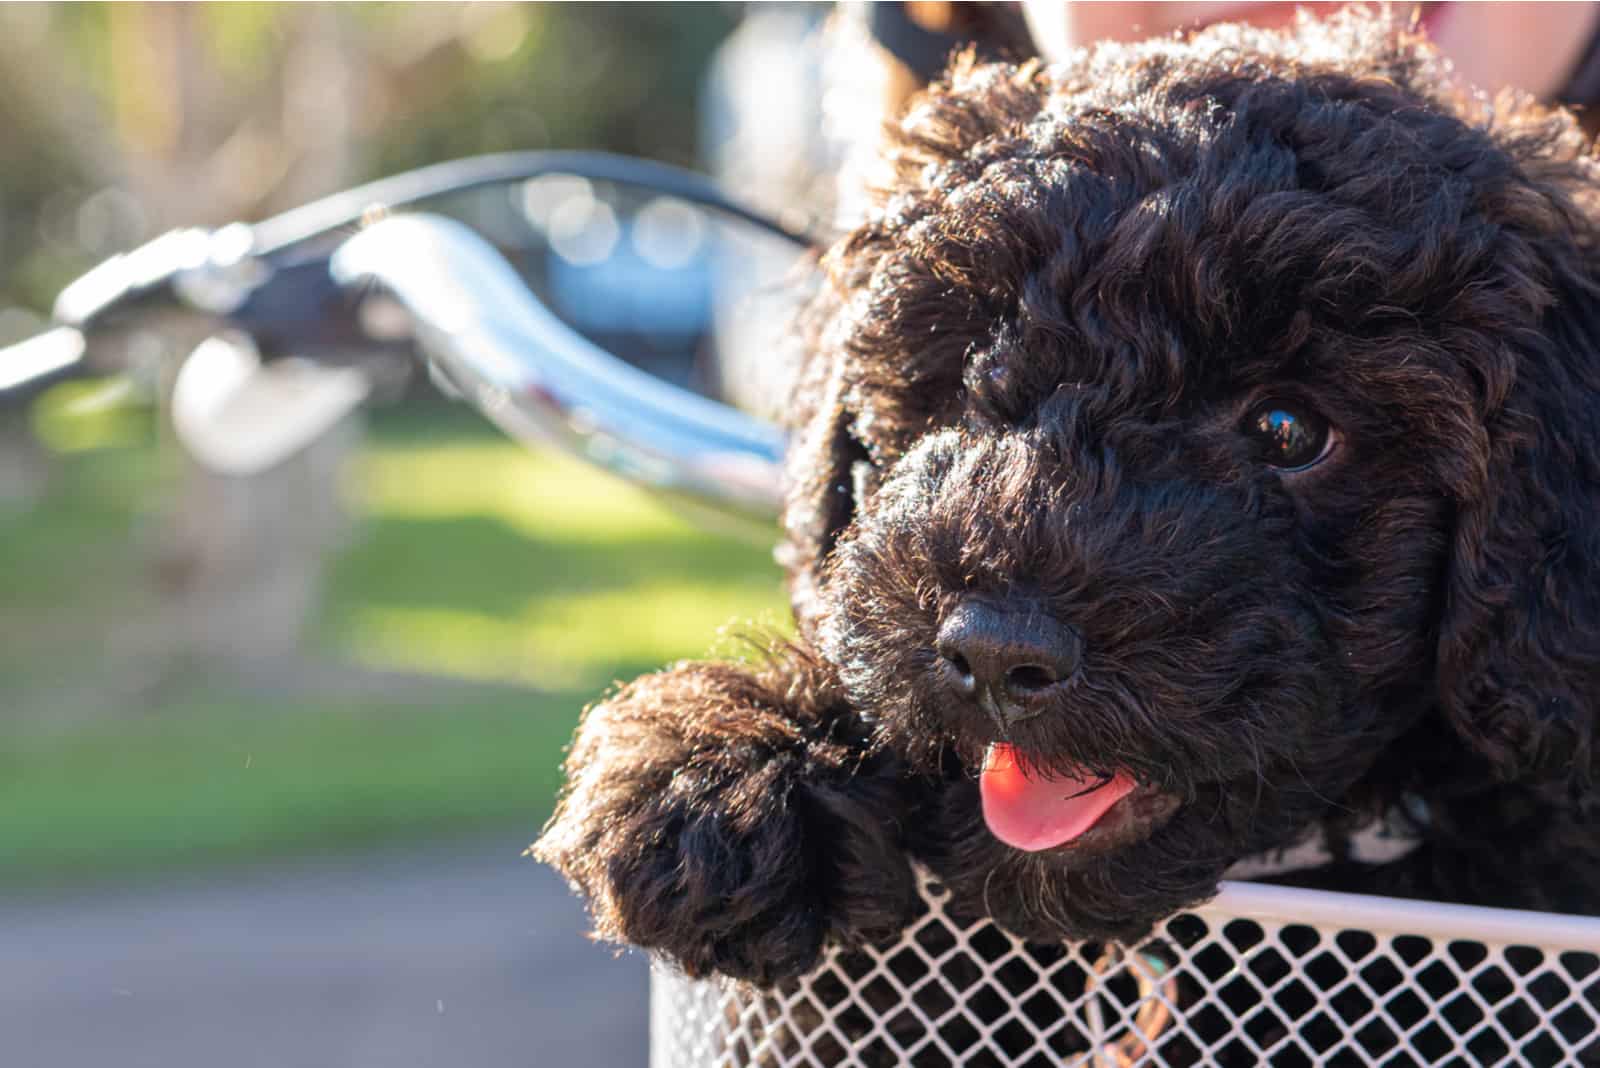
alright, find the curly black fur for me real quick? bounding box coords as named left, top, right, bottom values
left=538, top=9, right=1600, bottom=985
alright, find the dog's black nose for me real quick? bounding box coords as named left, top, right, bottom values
left=935, top=598, right=1082, bottom=725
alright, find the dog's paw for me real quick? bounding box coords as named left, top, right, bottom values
left=592, top=749, right=830, bottom=984
left=546, top=747, right=914, bottom=984
left=534, top=662, right=916, bottom=985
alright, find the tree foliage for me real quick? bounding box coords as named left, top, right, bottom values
left=0, top=3, right=735, bottom=323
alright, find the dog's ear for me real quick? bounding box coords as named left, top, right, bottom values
left=1436, top=245, right=1600, bottom=792
left=778, top=353, right=870, bottom=636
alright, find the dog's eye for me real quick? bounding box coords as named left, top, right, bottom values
left=1244, top=403, right=1333, bottom=470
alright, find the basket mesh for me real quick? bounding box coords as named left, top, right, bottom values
left=651, top=869, right=1600, bottom=1067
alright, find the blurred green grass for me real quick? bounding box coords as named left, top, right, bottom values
left=0, top=408, right=788, bottom=886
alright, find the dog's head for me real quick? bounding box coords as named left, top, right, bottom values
left=780, top=10, right=1600, bottom=938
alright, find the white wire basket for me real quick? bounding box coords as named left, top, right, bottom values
left=651, top=868, right=1600, bottom=1066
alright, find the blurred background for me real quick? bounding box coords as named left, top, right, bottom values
left=0, top=4, right=854, bottom=1065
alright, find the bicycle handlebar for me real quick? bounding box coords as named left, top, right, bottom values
left=0, top=152, right=797, bottom=531
left=331, top=213, right=785, bottom=530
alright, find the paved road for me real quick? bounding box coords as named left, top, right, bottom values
left=3, top=833, right=649, bottom=1068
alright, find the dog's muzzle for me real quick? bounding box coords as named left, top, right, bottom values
left=934, top=597, right=1083, bottom=729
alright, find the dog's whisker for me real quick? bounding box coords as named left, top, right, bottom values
left=1279, top=750, right=1354, bottom=817
left=980, top=866, right=1002, bottom=925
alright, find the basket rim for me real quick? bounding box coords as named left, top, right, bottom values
left=1201, top=879, right=1600, bottom=950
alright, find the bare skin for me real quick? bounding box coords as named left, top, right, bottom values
left=1023, top=2, right=1600, bottom=102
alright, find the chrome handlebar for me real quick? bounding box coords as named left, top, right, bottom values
left=1, top=152, right=803, bottom=534
left=330, top=213, right=786, bottom=532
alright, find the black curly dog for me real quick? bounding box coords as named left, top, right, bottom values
left=537, top=11, right=1600, bottom=988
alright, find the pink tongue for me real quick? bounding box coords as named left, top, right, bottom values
left=980, top=743, right=1136, bottom=852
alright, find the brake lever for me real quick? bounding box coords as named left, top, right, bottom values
left=0, top=225, right=259, bottom=392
